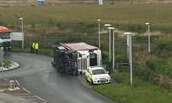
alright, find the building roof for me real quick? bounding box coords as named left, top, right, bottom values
left=62, top=42, right=98, bottom=51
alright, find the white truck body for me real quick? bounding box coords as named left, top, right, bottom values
left=61, top=42, right=102, bottom=73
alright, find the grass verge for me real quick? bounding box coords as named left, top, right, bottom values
left=94, top=71, right=172, bottom=103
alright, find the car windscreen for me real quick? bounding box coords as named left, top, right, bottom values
left=92, top=69, right=106, bottom=75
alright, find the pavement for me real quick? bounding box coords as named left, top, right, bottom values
left=0, top=53, right=115, bottom=103
left=0, top=93, right=31, bottom=103
left=0, top=79, right=47, bottom=103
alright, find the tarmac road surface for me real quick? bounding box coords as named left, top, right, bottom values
left=0, top=53, right=115, bottom=103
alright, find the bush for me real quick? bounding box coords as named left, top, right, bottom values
left=146, top=58, right=172, bottom=78
left=155, top=42, right=172, bottom=57
left=3, top=59, right=11, bottom=68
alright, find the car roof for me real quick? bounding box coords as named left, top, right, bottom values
left=89, top=66, right=104, bottom=70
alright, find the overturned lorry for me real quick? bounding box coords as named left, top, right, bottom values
left=52, top=42, right=102, bottom=75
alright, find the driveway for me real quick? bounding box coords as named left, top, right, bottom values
left=0, top=53, right=114, bottom=103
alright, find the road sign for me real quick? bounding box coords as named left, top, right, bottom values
left=10, top=32, right=24, bottom=41
left=10, top=32, right=24, bottom=48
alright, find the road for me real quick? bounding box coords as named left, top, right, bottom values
left=0, top=53, right=114, bottom=103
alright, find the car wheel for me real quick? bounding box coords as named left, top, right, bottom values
left=90, top=79, right=94, bottom=85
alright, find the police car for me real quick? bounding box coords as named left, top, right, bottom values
left=85, top=66, right=111, bottom=85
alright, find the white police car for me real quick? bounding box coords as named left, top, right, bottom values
left=85, top=66, right=111, bottom=85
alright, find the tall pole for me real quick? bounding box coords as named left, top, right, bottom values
left=98, top=0, right=103, bottom=5
left=125, top=32, right=133, bottom=86
left=145, top=22, right=151, bottom=53
left=104, top=24, right=112, bottom=62
left=129, top=34, right=133, bottom=86
left=21, top=18, right=24, bottom=49
left=21, top=19, right=24, bottom=33
left=112, top=30, right=115, bottom=72
left=19, top=17, right=24, bottom=32
left=148, top=24, right=151, bottom=53
left=109, top=28, right=111, bottom=62
left=97, top=19, right=101, bottom=48
left=19, top=17, right=24, bottom=49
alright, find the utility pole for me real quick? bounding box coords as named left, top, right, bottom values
left=145, top=22, right=151, bottom=53
left=19, top=17, right=24, bottom=33
left=124, top=32, right=134, bottom=86
left=112, top=29, right=116, bottom=72
left=19, top=17, right=24, bottom=49
left=98, top=0, right=103, bottom=5
left=108, top=27, right=114, bottom=62
left=104, top=24, right=112, bottom=62
left=97, top=19, right=101, bottom=48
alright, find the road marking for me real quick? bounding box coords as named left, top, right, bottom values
left=22, top=87, right=31, bottom=94
left=22, top=86, right=48, bottom=103
left=15, top=80, right=20, bottom=86
left=34, top=95, right=48, bottom=103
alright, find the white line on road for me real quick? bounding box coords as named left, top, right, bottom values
left=34, top=95, right=48, bottom=103
left=15, top=80, right=20, bottom=86
left=22, top=87, right=31, bottom=94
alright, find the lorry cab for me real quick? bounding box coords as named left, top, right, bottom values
left=0, top=26, right=11, bottom=52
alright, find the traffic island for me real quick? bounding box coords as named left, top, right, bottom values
left=0, top=60, right=20, bottom=72
left=0, top=79, right=47, bottom=103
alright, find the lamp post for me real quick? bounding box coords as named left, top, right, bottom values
left=112, top=28, right=117, bottom=72
left=108, top=27, right=115, bottom=63
left=98, top=0, right=103, bottom=5
left=97, top=19, right=101, bottom=48
left=18, top=17, right=23, bottom=33
left=145, top=22, right=151, bottom=53
left=18, top=17, right=24, bottom=49
left=104, top=24, right=112, bottom=62
left=124, top=32, right=134, bottom=86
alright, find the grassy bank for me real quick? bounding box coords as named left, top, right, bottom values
left=1, top=4, right=172, bottom=32
left=94, top=72, right=172, bottom=103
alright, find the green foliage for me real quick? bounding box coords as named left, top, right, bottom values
left=146, top=58, right=172, bottom=78
left=95, top=71, right=172, bottom=103
left=111, top=71, right=130, bottom=84
left=154, top=41, right=172, bottom=57
left=95, top=82, right=172, bottom=103
left=1, top=4, right=172, bottom=32
left=3, top=59, right=11, bottom=68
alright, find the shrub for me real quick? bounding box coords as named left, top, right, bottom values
left=3, top=59, right=11, bottom=68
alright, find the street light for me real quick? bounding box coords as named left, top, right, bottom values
left=104, top=24, right=112, bottom=62
left=145, top=22, right=151, bottom=53
left=18, top=17, right=24, bottom=49
left=112, top=28, right=117, bottom=72
left=98, top=0, right=103, bottom=5
left=124, top=32, right=134, bottom=86
left=97, top=19, right=101, bottom=48
left=104, top=24, right=111, bottom=27
left=107, top=26, right=114, bottom=63
left=18, top=17, right=24, bottom=33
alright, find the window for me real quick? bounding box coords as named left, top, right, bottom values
left=89, top=52, right=97, bottom=66
left=92, top=69, right=106, bottom=75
